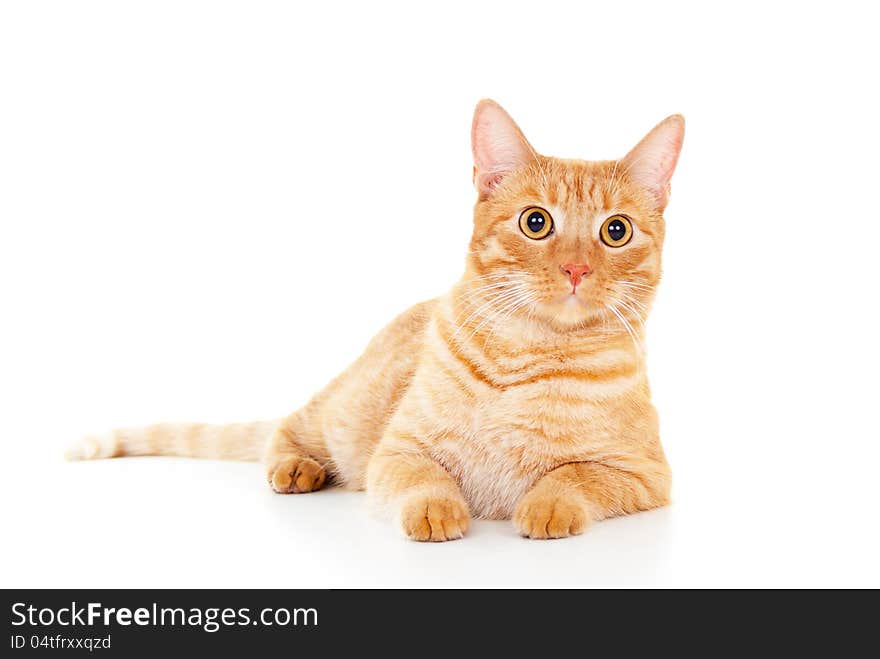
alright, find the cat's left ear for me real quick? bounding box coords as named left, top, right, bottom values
left=620, top=115, right=685, bottom=211
left=471, top=99, right=537, bottom=199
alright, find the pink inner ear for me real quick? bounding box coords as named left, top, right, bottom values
left=471, top=100, right=535, bottom=196
left=622, top=115, right=685, bottom=209
left=477, top=171, right=505, bottom=193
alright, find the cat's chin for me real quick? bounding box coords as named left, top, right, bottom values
left=537, top=295, right=604, bottom=331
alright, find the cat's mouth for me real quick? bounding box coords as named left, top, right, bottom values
left=550, top=290, right=590, bottom=308
left=536, top=291, right=605, bottom=328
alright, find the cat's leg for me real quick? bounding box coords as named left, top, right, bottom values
left=366, top=434, right=470, bottom=542
left=513, top=458, right=671, bottom=539
left=263, top=414, right=329, bottom=494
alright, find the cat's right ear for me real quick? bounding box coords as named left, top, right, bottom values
left=471, top=99, right=536, bottom=199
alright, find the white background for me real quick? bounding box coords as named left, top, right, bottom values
left=1, top=1, right=878, bottom=588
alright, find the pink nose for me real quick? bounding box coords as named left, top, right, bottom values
left=561, top=263, right=592, bottom=289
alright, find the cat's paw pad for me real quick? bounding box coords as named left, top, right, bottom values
left=513, top=491, right=591, bottom=539
left=267, top=457, right=327, bottom=494
left=400, top=492, right=470, bottom=542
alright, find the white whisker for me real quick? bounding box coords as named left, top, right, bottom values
left=614, top=298, right=646, bottom=326
left=606, top=302, right=643, bottom=354
left=616, top=278, right=654, bottom=288
left=460, top=290, right=531, bottom=344
left=481, top=294, right=536, bottom=348
left=616, top=292, right=648, bottom=312
left=451, top=284, right=531, bottom=342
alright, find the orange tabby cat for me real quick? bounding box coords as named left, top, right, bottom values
left=68, top=100, right=684, bottom=541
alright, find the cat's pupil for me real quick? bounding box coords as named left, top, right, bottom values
left=608, top=221, right=625, bottom=241
left=527, top=212, right=545, bottom=232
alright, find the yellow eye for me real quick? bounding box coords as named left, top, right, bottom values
left=519, top=207, right=554, bottom=240
left=600, top=214, right=633, bottom=247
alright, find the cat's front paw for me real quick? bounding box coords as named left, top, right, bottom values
left=399, top=491, right=470, bottom=542
left=513, top=489, right=591, bottom=539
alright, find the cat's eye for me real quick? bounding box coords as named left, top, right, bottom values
left=600, top=215, right=633, bottom=247
left=519, top=207, right=554, bottom=240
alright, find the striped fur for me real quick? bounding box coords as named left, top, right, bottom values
left=66, top=421, right=277, bottom=462
left=68, top=100, right=684, bottom=541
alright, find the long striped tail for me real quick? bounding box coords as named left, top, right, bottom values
left=65, top=420, right=279, bottom=462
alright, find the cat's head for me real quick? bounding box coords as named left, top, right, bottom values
left=465, top=100, right=683, bottom=337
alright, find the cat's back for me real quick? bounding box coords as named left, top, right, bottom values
left=362, top=298, right=438, bottom=358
